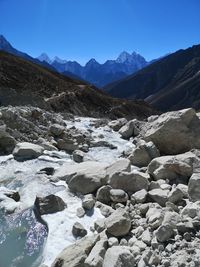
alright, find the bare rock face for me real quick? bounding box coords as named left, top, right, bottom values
left=142, top=108, right=200, bottom=155
left=105, top=208, right=131, bottom=237
left=34, top=194, right=66, bottom=215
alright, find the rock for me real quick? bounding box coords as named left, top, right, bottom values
left=181, top=202, right=200, bottom=218
left=76, top=207, right=86, bottom=218
left=146, top=205, right=164, bottom=229
left=131, top=189, right=147, bottom=204
left=34, top=195, right=66, bottom=215
left=108, top=118, right=127, bottom=131
left=56, top=138, right=79, bottom=152
left=119, top=119, right=140, bottom=139
left=13, top=142, right=44, bottom=160
left=148, top=188, right=169, bottom=206
left=49, top=124, right=65, bottom=136
left=148, top=152, right=195, bottom=181
left=110, top=189, right=128, bottom=203
left=109, top=170, right=149, bottom=194
left=94, top=219, right=106, bottom=233
left=95, top=202, right=114, bottom=217
left=188, top=173, right=200, bottom=202
left=162, top=211, right=181, bottom=229
left=39, top=167, right=55, bottom=176
left=0, top=125, right=16, bottom=154
left=142, top=108, right=200, bottom=154
left=82, top=194, right=95, bottom=210
left=96, top=185, right=112, bottom=205
left=72, top=222, right=87, bottom=238
left=141, top=229, right=151, bottom=245
left=72, top=149, right=85, bottom=163
left=106, top=159, right=131, bottom=180
left=103, top=246, right=135, bottom=267
left=155, top=224, right=174, bottom=242
left=128, top=141, right=160, bottom=167
left=108, top=237, right=119, bottom=247
left=105, top=208, right=131, bottom=237
left=55, top=161, right=108, bottom=194
left=168, top=185, right=185, bottom=204
left=85, top=239, right=107, bottom=267
left=51, top=235, right=99, bottom=267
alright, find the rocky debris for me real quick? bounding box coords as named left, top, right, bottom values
left=155, top=224, right=174, bottom=242
left=131, top=189, right=147, bottom=204
left=82, top=194, right=95, bottom=210
left=13, top=142, right=44, bottom=160
left=72, top=149, right=85, bottom=163
left=95, top=201, right=114, bottom=217
left=108, top=237, right=119, bottom=247
left=188, top=173, right=200, bottom=202
left=39, top=167, right=55, bottom=176
left=76, top=207, right=86, bottom=218
left=0, top=124, right=16, bottom=155
left=147, top=152, right=196, bottom=181
left=128, top=140, right=160, bottom=167
left=109, top=170, right=149, bottom=194
left=105, top=208, right=131, bottom=237
left=108, top=118, right=127, bottom=131
left=141, top=108, right=200, bottom=154
left=94, top=219, right=106, bottom=233
left=85, top=239, right=107, bottom=267
left=34, top=195, right=66, bottom=215
left=51, top=235, right=99, bottom=267
left=96, top=185, right=112, bottom=205
left=106, top=158, right=131, bottom=181
left=148, top=188, right=169, bottom=206
left=110, top=189, right=128, bottom=203
left=103, top=246, right=135, bottom=267
left=72, top=222, right=87, bottom=238
left=49, top=124, right=65, bottom=137
left=119, top=119, right=141, bottom=139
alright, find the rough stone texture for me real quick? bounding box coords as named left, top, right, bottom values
left=148, top=189, right=169, bottom=206
left=131, top=189, right=147, bottom=204
left=34, top=194, right=66, bottom=215
left=0, top=125, right=16, bottom=155
left=72, top=149, right=85, bottom=163
left=109, top=170, right=149, bottom=194
left=119, top=119, right=141, bottom=139
left=85, top=239, right=107, bottom=267
left=188, top=173, right=200, bottom=202
left=82, top=194, right=95, bottom=210
left=147, top=152, right=196, bottom=181
left=141, top=108, right=200, bottom=155
left=49, top=124, right=65, bottom=137
left=155, top=224, right=174, bottom=242
left=103, top=246, right=135, bottom=267
left=72, top=222, right=87, bottom=238
left=106, top=159, right=131, bottom=181
left=13, top=142, right=44, bottom=160
left=51, top=235, right=99, bottom=267
left=96, top=185, right=112, bottom=205
left=105, top=208, right=131, bottom=237
left=110, top=189, right=128, bottom=203
left=108, top=118, right=127, bottom=131
left=128, top=141, right=160, bottom=167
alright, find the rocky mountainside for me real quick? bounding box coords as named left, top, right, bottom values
left=106, top=45, right=200, bottom=111
left=0, top=50, right=155, bottom=119
left=1, top=107, right=200, bottom=267
left=38, top=51, right=148, bottom=87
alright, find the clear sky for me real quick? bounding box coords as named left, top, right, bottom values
left=0, top=0, right=199, bottom=64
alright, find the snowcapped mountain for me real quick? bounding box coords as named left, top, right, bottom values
left=37, top=51, right=148, bottom=87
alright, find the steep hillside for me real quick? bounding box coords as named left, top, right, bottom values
left=0, top=51, right=155, bottom=119
left=106, top=45, right=200, bottom=111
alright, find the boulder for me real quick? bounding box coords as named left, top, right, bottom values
left=110, top=189, right=128, bottom=203
left=49, top=124, right=65, bottom=137
left=119, top=119, right=140, bottom=139
left=72, top=149, right=85, bottom=163
left=34, top=194, right=66, bottom=215
left=148, top=189, right=169, bottom=206
left=82, top=194, right=95, bottom=210
left=109, top=170, right=149, bottom=194
left=108, top=118, right=127, bottom=131
left=128, top=141, right=160, bottom=167
left=142, top=108, right=200, bottom=155
left=155, top=224, right=174, bottom=242
left=188, top=173, right=200, bottom=202
left=85, top=239, right=107, bottom=267
left=13, top=142, right=44, bottom=160
left=51, top=235, right=99, bottom=267
left=106, top=159, right=131, bottom=180
left=96, top=185, right=112, bottom=205
left=72, top=222, right=87, bottom=238
left=0, top=125, right=16, bottom=154
left=105, top=208, right=131, bottom=237
left=131, top=189, right=147, bottom=204
left=103, top=246, right=135, bottom=267
left=168, top=186, right=185, bottom=204
left=147, top=152, right=196, bottom=181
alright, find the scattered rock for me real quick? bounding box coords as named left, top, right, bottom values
left=119, top=119, right=140, bottom=139
left=34, top=195, right=66, bottom=215
left=82, top=194, right=95, bottom=210
left=188, top=173, right=200, bottom=202
left=155, top=224, right=174, bottom=242
left=72, top=222, right=87, bottom=238
left=108, top=118, right=127, bottom=131
left=13, top=142, right=44, bottom=160
left=49, top=124, right=65, bottom=137
left=73, top=149, right=85, bottom=163
left=131, top=189, right=147, bottom=204
left=148, top=188, right=169, bottom=206
left=76, top=207, right=86, bottom=218
left=96, top=185, right=112, bottom=205
left=110, top=189, right=128, bottom=203
left=85, top=239, right=107, bottom=267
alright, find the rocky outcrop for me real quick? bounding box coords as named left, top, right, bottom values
left=13, top=142, right=44, bottom=160
left=34, top=195, right=66, bottom=215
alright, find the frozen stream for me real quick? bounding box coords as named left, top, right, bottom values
left=0, top=117, right=134, bottom=267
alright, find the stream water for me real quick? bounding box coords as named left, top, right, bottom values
left=0, top=117, right=135, bottom=267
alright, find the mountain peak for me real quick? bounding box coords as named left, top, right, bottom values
left=86, top=58, right=99, bottom=66
left=116, top=51, right=131, bottom=63
left=53, top=56, right=67, bottom=64
left=0, top=35, right=12, bottom=49
left=38, top=53, right=52, bottom=64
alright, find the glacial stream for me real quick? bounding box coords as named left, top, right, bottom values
left=0, top=117, right=134, bottom=267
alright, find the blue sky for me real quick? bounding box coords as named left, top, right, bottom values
left=0, top=0, right=199, bottom=64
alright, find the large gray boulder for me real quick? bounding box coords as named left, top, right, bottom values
left=141, top=108, right=200, bottom=155
left=34, top=195, right=66, bottom=215
left=103, top=246, right=135, bottom=267
left=105, top=208, right=131, bottom=237
left=13, top=142, right=44, bottom=160
left=147, top=152, right=196, bottom=181
left=109, top=170, right=149, bottom=194
left=106, top=159, right=131, bottom=181
left=128, top=141, right=160, bottom=167
left=0, top=125, right=16, bottom=154
left=85, top=239, right=107, bottom=267
left=188, top=173, right=200, bottom=202
left=119, top=119, right=141, bottom=139
left=108, top=118, right=127, bottom=131
left=51, top=235, right=99, bottom=267
left=148, top=189, right=169, bottom=206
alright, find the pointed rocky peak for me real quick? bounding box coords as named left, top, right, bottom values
left=116, top=51, right=131, bottom=63
left=85, top=58, right=100, bottom=67
left=53, top=56, right=67, bottom=64
left=0, top=35, right=13, bottom=50
left=38, top=53, right=52, bottom=64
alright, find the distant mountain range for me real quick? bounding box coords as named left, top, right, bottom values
left=37, top=51, right=148, bottom=87
left=106, top=44, right=200, bottom=111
